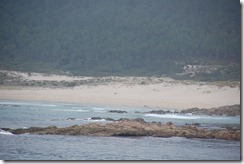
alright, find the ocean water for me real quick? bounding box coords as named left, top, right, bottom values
left=0, top=100, right=240, bottom=160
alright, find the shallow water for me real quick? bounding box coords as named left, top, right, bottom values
left=0, top=100, right=240, bottom=160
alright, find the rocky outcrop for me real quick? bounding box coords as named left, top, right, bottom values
left=89, top=117, right=115, bottom=121
left=181, top=104, right=240, bottom=116
left=144, top=110, right=175, bottom=114
left=139, top=104, right=240, bottom=116
left=3, top=118, right=240, bottom=141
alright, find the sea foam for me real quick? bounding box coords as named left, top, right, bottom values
left=0, top=129, right=13, bottom=135
left=145, top=114, right=201, bottom=119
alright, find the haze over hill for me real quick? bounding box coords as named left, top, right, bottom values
left=0, top=0, right=241, bottom=81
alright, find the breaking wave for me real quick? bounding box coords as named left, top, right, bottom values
left=85, top=118, right=107, bottom=122
left=144, top=114, right=201, bottom=119
left=0, top=129, right=13, bottom=135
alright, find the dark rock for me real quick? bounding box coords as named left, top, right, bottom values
left=112, top=130, right=145, bottom=137
left=12, top=105, right=21, bottom=107
left=108, top=110, right=127, bottom=114
left=180, top=107, right=199, bottom=114
left=184, top=122, right=200, bottom=126
left=144, top=110, right=175, bottom=114
left=117, top=118, right=130, bottom=122
left=1, top=128, right=11, bottom=131
left=67, top=118, right=76, bottom=120
left=145, top=110, right=166, bottom=114
left=192, top=123, right=200, bottom=126
left=166, top=122, right=173, bottom=126
left=104, top=117, right=115, bottom=121
left=152, top=121, right=161, bottom=125
left=90, top=117, right=103, bottom=120
left=89, top=117, right=115, bottom=121
left=133, top=118, right=146, bottom=123
left=70, top=125, right=79, bottom=128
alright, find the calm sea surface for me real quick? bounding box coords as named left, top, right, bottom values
left=0, top=100, right=240, bottom=160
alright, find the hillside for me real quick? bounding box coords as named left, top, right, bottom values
left=0, top=0, right=241, bottom=81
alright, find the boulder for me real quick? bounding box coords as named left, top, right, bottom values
left=104, top=117, right=115, bottom=121
left=192, top=123, right=200, bottom=126
left=133, top=118, right=146, bottom=123
left=90, top=117, right=103, bottom=120
left=166, top=122, right=173, bottom=126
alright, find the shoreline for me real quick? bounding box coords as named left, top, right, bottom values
left=0, top=70, right=240, bottom=110
left=0, top=84, right=240, bottom=110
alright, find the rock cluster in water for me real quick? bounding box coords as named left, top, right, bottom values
left=181, top=104, right=240, bottom=116
left=108, top=110, right=127, bottom=114
left=2, top=118, right=240, bottom=141
left=142, top=104, right=240, bottom=116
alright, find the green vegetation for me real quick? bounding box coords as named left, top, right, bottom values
left=0, top=0, right=241, bottom=81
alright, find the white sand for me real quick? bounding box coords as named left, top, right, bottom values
left=0, top=72, right=240, bottom=110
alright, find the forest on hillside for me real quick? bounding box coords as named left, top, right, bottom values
left=0, top=0, right=241, bottom=81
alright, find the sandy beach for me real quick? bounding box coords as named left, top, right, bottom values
left=0, top=70, right=240, bottom=110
